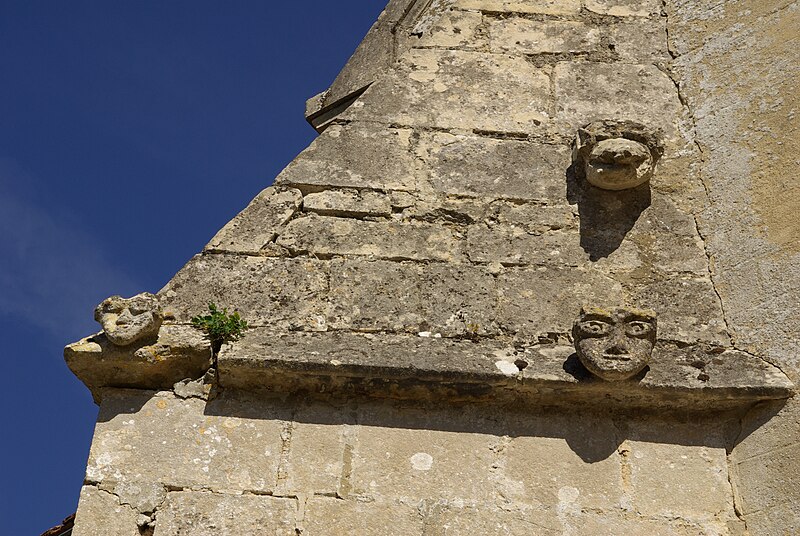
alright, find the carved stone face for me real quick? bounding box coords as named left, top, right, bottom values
left=573, top=307, right=657, bottom=381
left=94, top=293, right=163, bottom=346
left=574, top=120, right=663, bottom=191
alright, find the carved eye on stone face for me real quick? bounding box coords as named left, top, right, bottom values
left=626, top=320, right=654, bottom=337
left=579, top=320, right=611, bottom=336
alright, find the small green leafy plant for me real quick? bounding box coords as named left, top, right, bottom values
left=191, top=303, right=248, bottom=355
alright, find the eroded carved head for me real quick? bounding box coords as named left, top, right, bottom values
left=573, top=306, right=657, bottom=381
left=574, top=120, right=664, bottom=191
left=94, top=293, right=163, bottom=346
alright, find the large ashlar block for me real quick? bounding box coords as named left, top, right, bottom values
left=585, top=0, right=663, bottom=17
left=73, top=486, right=139, bottom=536
left=302, top=497, right=424, bottom=535
left=564, top=514, right=732, bottom=535
left=275, top=123, right=418, bottom=191
left=153, top=492, right=296, bottom=535
left=276, top=215, right=466, bottom=263
left=624, top=419, right=735, bottom=521
left=159, top=254, right=328, bottom=331
left=454, top=0, right=582, bottom=16
left=86, top=392, right=285, bottom=494
left=735, top=442, right=800, bottom=516
left=502, top=413, right=623, bottom=511
left=328, top=259, right=498, bottom=337
left=489, top=19, right=603, bottom=55
left=341, top=49, right=553, bottom=134
left=497, top=267, right=624, bottom=336
left=350, top=405, right=498, bottom=503
left=554, top=62, right=683, bottom=139
left=204, top=186, right=302, bottom=254
left=418, top=133, right=572, bottom=202
left=467, top=227, right=586, bottom=266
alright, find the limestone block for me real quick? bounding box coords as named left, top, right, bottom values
left=611, top=19, right=671, bottom=63
left=341, top=49, right=553, bottom=134
left=302, top=189, right=392, bottom=218
left=159, top=254, right=328, bottom=331
left=585, top=0, right=662, bottom=17
left=454, top=0, right=582, bottom=16
left=497, top=267, right=624, bottom=337
left=742, top=501, right=800, bottom=536
left=328, top=259, right=498, bottom=337
left=503, top=413, right=623, bottom=510
left=86, top=392, right=285, bottom=493
left=303, top=497, right=424, bottom=535
left=424, top=504, right=561, bottom=535
left=467, top=226, right=586, bottom=266
left=204, top=186, right=302, bottom=254
left=486, top=202, right=577, bottom=234
left=735, top=443, right=800, bottom=516
left=401, top=195, right=488, bottom=224
left=98, top=480, right=166, bottom=514
left=418, top=133, right=571, bottom=202
left=415, top=9, right=484, bottom=49
left=489, top=19, right=603, bottom=55
left=73, top=486, right=139, bottom=536
left=351, top=405, right=497, bottom=502
left=625, top=419, right=734, bottom=521
left=277, top=215, right=465, bottom=262
left=275, top=123, right=417, bottom=191
left=153, top=492, right=296, bottom=535
left=282, top=404, right=347, bottom=496
left=625, top=276, right=730, bottom=345
left=554, top=62, right=682, bottom=140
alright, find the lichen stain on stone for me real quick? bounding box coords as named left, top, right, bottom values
left=156, top=400, right=168, bottom=410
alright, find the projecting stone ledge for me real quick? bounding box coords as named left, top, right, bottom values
left=217, top=330, right=793, bottom=411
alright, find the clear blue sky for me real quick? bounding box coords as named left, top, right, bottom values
left=0, top=2, right=384, bottom=533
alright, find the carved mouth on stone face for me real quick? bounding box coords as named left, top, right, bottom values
left=601, top=353, right=632, bottom=362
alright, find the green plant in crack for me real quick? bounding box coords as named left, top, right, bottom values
left=191, top=303, right=248, bottom=356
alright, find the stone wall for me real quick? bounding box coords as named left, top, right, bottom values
left=74, top=390, right=744, bottom=535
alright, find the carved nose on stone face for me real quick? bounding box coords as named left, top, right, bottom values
left=116, top=308, right=134, bottom=325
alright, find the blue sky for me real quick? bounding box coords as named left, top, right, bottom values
left=0, top=2, right=384, bottom=533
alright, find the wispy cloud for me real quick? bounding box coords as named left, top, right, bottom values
left=0, top=158, right=140, bottom=342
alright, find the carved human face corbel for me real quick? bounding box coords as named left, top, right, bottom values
left=94, top=293, right=163, bottom=346
left=574, top=120, right=664, bottom=191
left=573, top=306, right=657, bottom=381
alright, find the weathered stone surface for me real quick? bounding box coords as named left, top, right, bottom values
left=204, top=186, right=302, bottom=254
left=351, top=405, right=497, bottom=502
left=418, top=133, right=571, bottom=201
left=735, top=442, right=800, bottom=516
left=277, top=215, right=465, bottom=262
left=485, top=202, right=577, bottom=234
left=303, top=497, right=424, bottom=535
left=159, top=254, right=328, bottom=330
left=554, top=62, right=682, bottom=139
left=585, top=0, right=662, bottom=17
left=497, top=267, right=624, bottom=337
left=154, top=492, right=296, bottom=535
left=302, top=189, right=392, bottom=218
left=454, top=0, right=581, bottom=16
left=489, top=19, right=604, bottom=55
left=626, top=420, right=734, bottom=521
left=467, top=226, right=585, bottom=266
left=564, top=514, right=730, bottom=536
left=611, top=19, right=671, bottom=63
left=276, top=123, right=418, bottom=191
left=73, top=486, right=139, bottom=536
left=98, top=480, right=166, bottom=514
left=282, top=404, right=346, bottom=495
left=625, top=276, right=729, bottom=345
left=65, top=325, right=211, bottom=398
left=503, top=413, right=623, bottom=510
left=423, top=504, right=561, bottom=535
left=341, top=49, right=552, bottom=134
left=86, top=392, right=285, bottom=493
left=415, top=9, right=484, bottom=49
left=328, top=259, right=497, bottom=336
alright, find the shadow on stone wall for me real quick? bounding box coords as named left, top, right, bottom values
left=566, top=164, right=651, bottom=261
